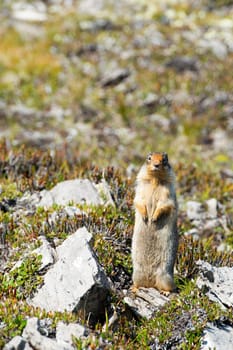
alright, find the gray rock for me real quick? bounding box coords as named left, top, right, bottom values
left=17, top=191, right=41, bottom=211
left=206, top=198, right=218, bottom=218
left=221, top=168, right=233, bottom=180
left=9, top=104, right=39, bottom=118
left=186, top=198, right=221, bottom=224
left=196, top=260, right=233, bottom=308
left=78, top=0, right=105, bottom=15
left=184, top=228, right=200, bottom=241
left=37, top=318, right=54, bottom=338
left=79, top=19, right=118, bottom=32
left=134, top=28, right=167, bottom=48
left=22, top=318, right=69, bottom=350
left=101, top=68, right=130, bottom=87
left=200, top=322, right=233, bottom=350
left=63, top=206, right=85, bottom=217
left=38, top=179, right=102, bottom=208
left=3, top=336, right=33, bottom=350
left=217, top=243, right=232, bottom=253
left=124, top=287, right=169, bottom=319
left=186, top=201, right=205, bottom=221
left=12, top=3, right=47, bottom=22
left=10, top=236, right=56, bottom=273
left=165, top=56, right=199, bottom=72
left=56, top=322, right=87, bottom=346
left=211, top=129, right=233, bottom=152
left=186, top=198, right=227, bottom=238
left=200, top=38, right=228, bottom=60
left=33, top=236, right=56, bottom=271
left=149, top=114, right=171, bottom=132
left=47, top=206, right=86, bottom=227
left=30, top=227, right=110, bottom=321
left=19, top=130, right=57, bottom=148
left=203, top=218, right=220, bottom=231
left=0, top=321, right=5, bottom=329
left=140, top=93, right=160, bottom=109
left=94, top=179, right=115, bottom=206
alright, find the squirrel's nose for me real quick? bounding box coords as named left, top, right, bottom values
left=153, top=163, right=160, bottom=170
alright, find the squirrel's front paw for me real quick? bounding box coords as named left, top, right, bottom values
left=152, top=210, right=161, bottom=222
left=152, top=206, right=172, bottom=222
left=152, top=215, right=158, bottom=222
left=143, top=216, right=148, bottom=224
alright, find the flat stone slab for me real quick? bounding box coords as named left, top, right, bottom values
left=196, top=260, right=233, bottom=308
left=124, top=287, right=169, bottom=319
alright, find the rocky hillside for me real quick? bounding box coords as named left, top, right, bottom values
left=0, top=0, right=233, bottom=349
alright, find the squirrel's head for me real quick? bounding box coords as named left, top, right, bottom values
left=146, top=152, right=170, bottom=172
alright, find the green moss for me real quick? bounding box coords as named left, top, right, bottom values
left=0, top=182, right=22, bottom=201
left=0, top=255, right=43, bottom=300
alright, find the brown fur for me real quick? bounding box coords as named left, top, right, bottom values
left=132, top=152, right=178, bottom=292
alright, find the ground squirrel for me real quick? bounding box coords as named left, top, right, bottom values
left=132, top=152, right=178, bottom=293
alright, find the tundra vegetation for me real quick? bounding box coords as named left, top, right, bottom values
left=0, top=0, right=233, bottom=349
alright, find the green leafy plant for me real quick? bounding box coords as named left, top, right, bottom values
left=0, top=255, right=43, bottom=300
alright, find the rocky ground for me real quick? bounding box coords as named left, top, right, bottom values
left=0, top=0, right=233, bottom=349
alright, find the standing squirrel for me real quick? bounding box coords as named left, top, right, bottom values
left=132, top=152, right=178, bottom=293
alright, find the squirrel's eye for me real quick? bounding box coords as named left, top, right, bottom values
left=147, top=155, right=152, bottom=161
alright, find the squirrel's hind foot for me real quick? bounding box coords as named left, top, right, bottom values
left=160, top=290, right=171, bottom=297
left=130, top=285, right=139, bottom=294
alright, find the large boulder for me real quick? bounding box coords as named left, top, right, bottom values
left=38, top=179, right=102, bottom=208
left=38, top=178, right=114, bottom=208
left=30, top=227, right=111, bottom=323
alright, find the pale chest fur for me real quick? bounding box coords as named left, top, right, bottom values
left=135, top=180, right=175, bottom=218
